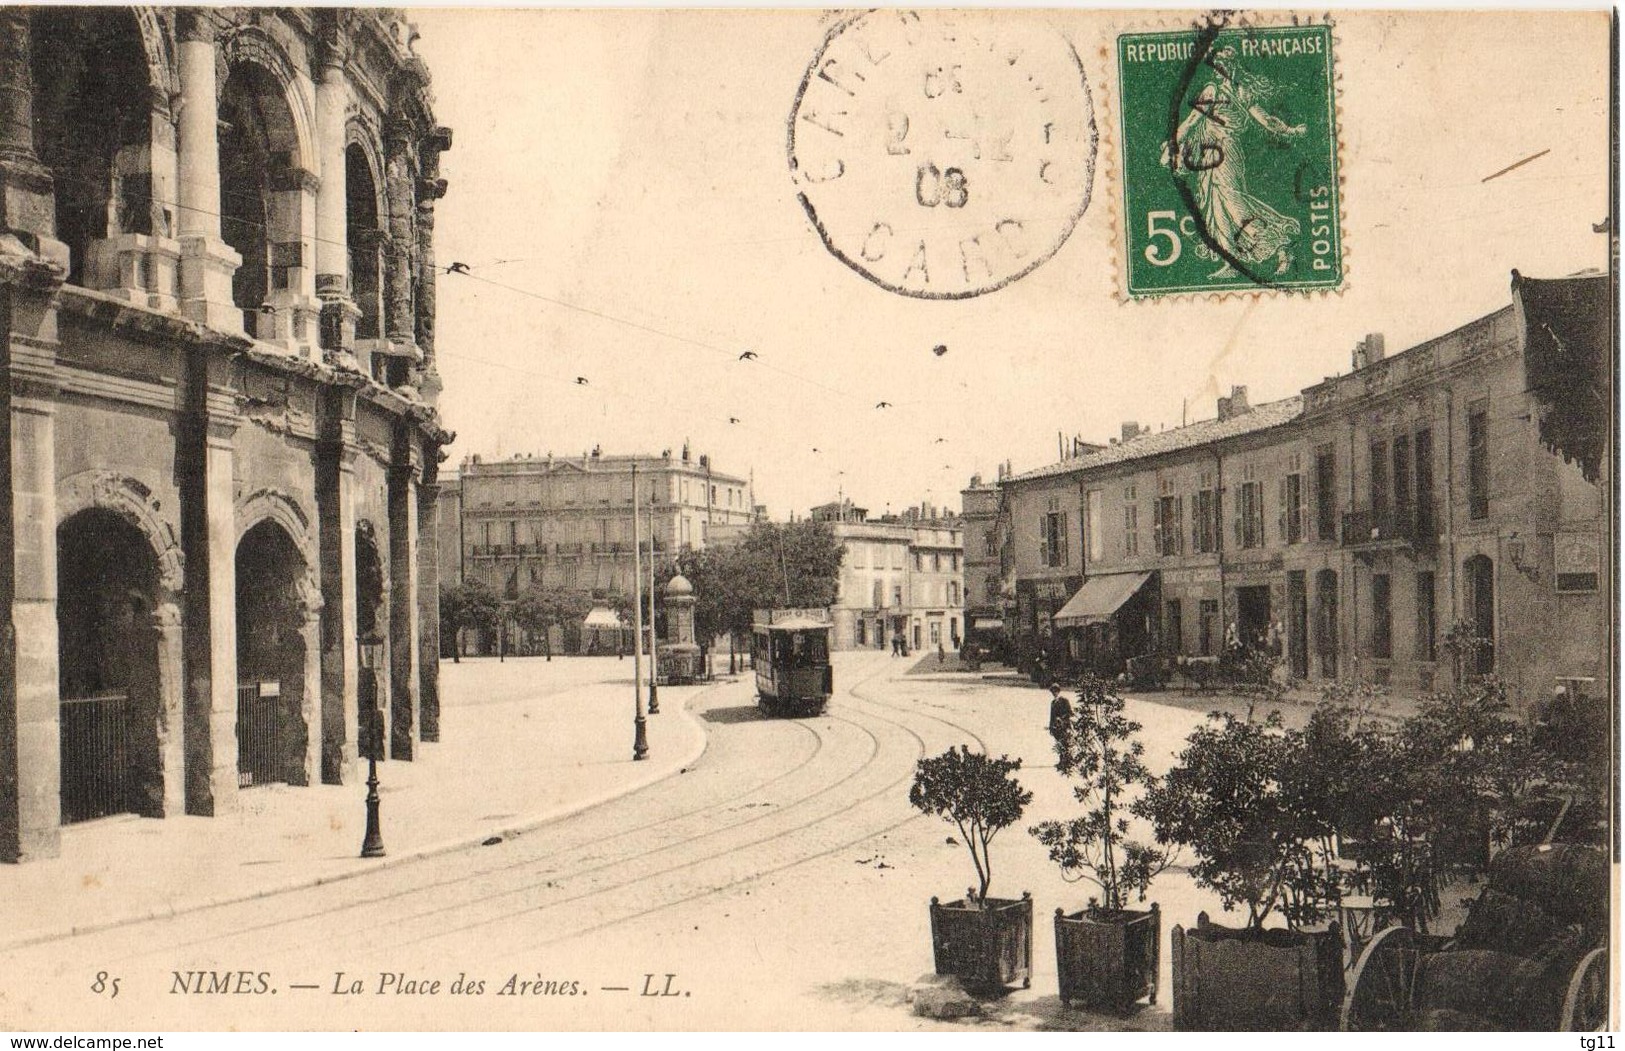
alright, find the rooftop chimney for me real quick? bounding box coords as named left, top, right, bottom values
left=1217, top=385, right=1251, bottom=422
left=1353, top=333, right=1386, bottom=371
left=1121, top=421, right=1143, bottom=442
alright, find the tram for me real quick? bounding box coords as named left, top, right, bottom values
left=751, top=609, right=834, bottom=717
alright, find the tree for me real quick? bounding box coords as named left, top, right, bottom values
left=1135, top=711, right=1341, bottom=931
left=439, top=579, right=501, bottom=662
left=909, top=745, right=1032, bottom=906
left=1030, top=677, right=1173, bottom=912
left=511, top=585, right=589, bottom=661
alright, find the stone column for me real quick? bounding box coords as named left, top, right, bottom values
left=316, top=388, right=360, bottom=784
left=155, top=600, right=186, bottom=817
left=416, top=459, right=440, bottom=742
left=388, top=432, right=420, bottom=759
left=85, top=104, right=182, bottom=312
left=414, top=128, right=450, bottom=403
left=174, top=11, right=243, bottom=333
left=315, top=26, right=361, bottom=370
left=381, top=122, right=418, bottom=378
left=298, top=606, right=323, bottom=785
left=0, top=11, right=65, bottom=270
left=0, top=315, right=61, bottom=862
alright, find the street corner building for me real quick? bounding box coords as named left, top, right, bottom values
left=983, top=274, right=1611, bottom=712
left=0, top=8, right=454, bottom=861
left=813, top=498, right=965, bottom=654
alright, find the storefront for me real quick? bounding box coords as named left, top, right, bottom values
left=1051, top=571, right=1159, bottom=678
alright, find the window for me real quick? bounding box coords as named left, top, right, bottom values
left=914, top=551, right=924, bottom=572
left=1193, top=489, right=1217, bottom=553
left=1236, top=481, right=1265, bottom=549
left=1371, top=573, right=1392, bottom=659
left=1155, top=496, right=1184, bottom=556
left=933, top=553, right=942, bottom=572
left=951, top=553, right=960, bottom=572
left=948, top=582, right=960, bottom=605
left=1416, top=570, right=1436, bottom=662
left=1467, top=403, right=1489, bottom=520
left=1086, top=490, right=1103, bottom=562
left=873, top=580, right=885, bottom=608
left=1042, top=511, right=1069, bottom=568
left=1123, top=503, right=1139, bottom=557
left=983, top=531, right=997, bottom=556
left=852, top=544, right=866, bottom=568
left=984, top=574, right=1000, bottom=603
left=893, top=584, right=903, bottom=607
left=1314, top=446, right=1337, bottom=540
left=930, top=621, right=941, bottom=646
left=1282, top=473, right=1303, bottom=543
left=1369, top=440, right=1390, bottom=520
left=1392, top=435, right=1412, bottom=529
left=1415, top=429, right=1435, bottom=536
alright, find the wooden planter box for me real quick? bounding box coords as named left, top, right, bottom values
left=1170, top=912, right=1345, bottom=1031
left=1055, top=904, right=1160, bottom=1012
left=929, top=894, right=1033, bottom=989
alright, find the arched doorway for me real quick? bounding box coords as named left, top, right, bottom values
left=218, top=63, right=301, bottom=339
left=1464, top=555, right=1495, bottom=676
left=57, top=510, right=163, bottom=822
left=235, top=520, right=309, bottom=786
left=30, top=7, right=158, bottom=286
left=355, top=522, right=387, bottom=762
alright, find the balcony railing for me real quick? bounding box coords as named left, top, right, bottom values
left=1341, top=500, right=1438, bottom=548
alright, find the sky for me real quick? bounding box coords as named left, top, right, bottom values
left=410, top=9, right=1611, bottom=520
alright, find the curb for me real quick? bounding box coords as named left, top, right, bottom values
left=0, top=675, right=725, bottom=954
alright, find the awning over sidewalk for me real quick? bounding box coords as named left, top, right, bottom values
left=1052, top=572, right=1153, bottom=629
left=583, top=606, right=624, bottom=629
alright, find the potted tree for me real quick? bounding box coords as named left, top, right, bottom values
left=1030, top=676, right=1172, bottom=1012
left=909, top=745, right=1035, bottom=990
left=1135, top=710, right=1346, bottom=1030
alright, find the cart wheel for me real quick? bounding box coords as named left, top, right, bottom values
left=1341, top=925, right=1423, bottom=1031
left=1560, top=947, right=1609, bottom=1031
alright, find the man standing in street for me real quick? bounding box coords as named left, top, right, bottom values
left=1047, top=681, right=1073, bottom=769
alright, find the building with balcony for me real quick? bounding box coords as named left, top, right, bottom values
left=813, top=499, right=964, bottom=653
left=0, top=8, right=453, bottom=861
left=990, top=272, right=1609, bottom=708
left=444, top=444, right=755, bottom=652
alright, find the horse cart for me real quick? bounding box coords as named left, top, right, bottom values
left=1341, top=843, right=1609, bottom=1031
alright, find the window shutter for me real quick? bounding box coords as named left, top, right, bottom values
left=1061, top=512, right=1070, bottom=565
left=1278, top=478, right=1288, bottom=542
left=1176, top=496, right=1185, bottom=554
left=1233, top=494, right=1243, bottom=548
left=1152, top=503, right=1163, bottom=554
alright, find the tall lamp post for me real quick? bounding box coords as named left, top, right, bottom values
left=631, top=464, right=650, bottom=761
left=647, top=501, right=660, bottom=715
left=358, top=632, right=386, bottom=858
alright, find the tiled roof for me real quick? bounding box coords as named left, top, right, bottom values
left=1006, top=396, right=1304, bottom=483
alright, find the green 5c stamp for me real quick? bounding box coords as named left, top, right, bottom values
left=1117, top=23, right=1341, bottom=298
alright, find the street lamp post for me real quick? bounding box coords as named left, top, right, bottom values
left=631, top=464, right=649, bottom=761
left=359, top=634, right=386, bottom=858
left=647, top=502, right=660, bottom=715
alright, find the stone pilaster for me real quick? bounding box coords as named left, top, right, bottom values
left=416, top=454, right=440, bottom=741
left=414, top=128, right=450, bottom=402
left=315, top=17, right=362, bottom=369
left=155, top=600, right=186, bottom=817
left=388, top=430, right=420, bottom=759
left=175, top=12, right=243, bottom=333
left=316, top=387, right=360, bottom=784
left=382, top=123, right=418, bottom=364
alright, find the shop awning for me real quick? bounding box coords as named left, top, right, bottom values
left=1052, top=572, right=1153, bottom=629
left=583, top=606, right=624, bottom=629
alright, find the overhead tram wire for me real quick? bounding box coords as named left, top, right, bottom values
left=21, top=121, right=973, bottom=440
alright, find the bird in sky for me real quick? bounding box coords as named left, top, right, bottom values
left=574, top=376, right=589, bottom=386
left=875, top=401, right=893, bottom=409
left=445, top=261, right=471, bottom=275
left=728, top=417, right=741, bottom=424
left=738, top=350, right=758, bottom=361
left=811, top=447, right=820, bottom=453
left=932, top=344, right=948, bottom=356
left=933, top=437, right=947, bottom=444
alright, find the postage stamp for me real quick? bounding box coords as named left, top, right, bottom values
left=1115, top=22, right=1343, bottom=298
left=788, top=10, right=1097, bottom=300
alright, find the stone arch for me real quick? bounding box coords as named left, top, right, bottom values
left=135, top=8, right=178, bottom=110
left=56, top=470, right=184, bottom=603
left=216, top=26, right=316, bottom=168
left=236, top=489, right=320, bottom=614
